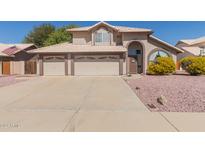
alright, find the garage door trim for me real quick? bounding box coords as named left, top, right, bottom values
left=43, top=55, right=66, bottom=76
left=74, top=54, right=120, bottom=76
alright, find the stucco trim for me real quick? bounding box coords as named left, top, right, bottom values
left=65, top=54, right=68, bottom=76
left=147, top=48, right=173, bottom=65
left=126, top=40, right=146, bottom=74
left=148, top=35, right=183, bottom=53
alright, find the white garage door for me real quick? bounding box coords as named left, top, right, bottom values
left=43, top=56, right=65, bottom=76
left=74, top=55, right=119, bottom=76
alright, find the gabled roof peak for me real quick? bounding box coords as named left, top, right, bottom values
left=67, top=21, right=152, bottom=33
left=89, top=21, right=118, bottom=31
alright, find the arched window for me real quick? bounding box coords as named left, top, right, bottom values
left=149, top=50, right=169, bottom=62
left=95, top=28, right=110, bottom=44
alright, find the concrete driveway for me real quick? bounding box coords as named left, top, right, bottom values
left=0, top=76, right=193, bottom=132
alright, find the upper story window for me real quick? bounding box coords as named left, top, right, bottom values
left=94, top=28, right=111, bottom=44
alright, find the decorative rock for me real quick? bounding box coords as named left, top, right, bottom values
left=147, top=104, right=156, bottom=109
left=135, top=86, right=140, bottom=90
left=157, top=95, right=167, bottom=105
left=126, top=75, right=205, bottom=112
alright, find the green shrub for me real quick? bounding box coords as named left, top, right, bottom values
left=180, top=56, right=195, bottom=70
left=147, top=57, right=176, bottom=75
left=180, top=56, right=205, bottom=75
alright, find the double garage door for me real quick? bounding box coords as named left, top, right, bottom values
left=43, top=54, right=120, bottom=76
left=74, top=55, right=119, bottom=76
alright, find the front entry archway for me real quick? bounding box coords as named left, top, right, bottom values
left=128, top=41, right=143, bottom=74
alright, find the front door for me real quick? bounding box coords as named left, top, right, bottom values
left=129, top=57, right=137, bottom=74
left=2, top=61, right=10, bottom=75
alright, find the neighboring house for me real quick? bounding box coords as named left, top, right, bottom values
left=26, top=21, right=183, bottom=76
left=0, top=43, right=37, bottom=75
left=176, top=36, right=205, bottom=69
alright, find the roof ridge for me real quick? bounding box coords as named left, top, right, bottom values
left=67, top=21, right=152, bottom=32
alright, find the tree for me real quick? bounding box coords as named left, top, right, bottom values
left=43, top=24, right=79, bottom=46
left=23, top=23, right=55, bottom=47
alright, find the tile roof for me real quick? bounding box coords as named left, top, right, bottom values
left=67, top=21, right=152, bottom=33
left=0, top=52, right=11, bottom=57
left=0, top=43, right=35, bottom=57
left=179, top=36, right=205, bottom=46
left=27, top=43, right=127, bottom=53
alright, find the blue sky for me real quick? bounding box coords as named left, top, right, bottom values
left=0, top=21, right=205, bottom=45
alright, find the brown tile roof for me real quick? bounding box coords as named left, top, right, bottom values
left=0, top=44, right=13, bottom=57
left=27, top=43, right=127, bottom=54
left=0, top=52, right=11, bottom=57
left=0, top=43, right=35, bottom=56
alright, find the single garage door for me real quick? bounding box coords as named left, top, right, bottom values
left=74, top=55, right=119, bottom=76
left=43, top=56, right=65, bottom=76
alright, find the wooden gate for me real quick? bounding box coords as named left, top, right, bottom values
left=2, top=61, right=10, bottom=75
left=25, top=61, right=37, bottom=74
left=176, top=61, right=181, bottom=70
left=129, top=57, right=137, bottom=74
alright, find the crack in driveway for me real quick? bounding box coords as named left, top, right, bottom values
left=62, top=78, right=96, bottom=132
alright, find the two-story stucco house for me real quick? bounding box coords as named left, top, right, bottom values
left=28, top=21, right=183, bottom=76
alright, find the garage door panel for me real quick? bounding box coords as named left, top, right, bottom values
left=75, top=62, right=119, bottom=76
left=44, top=62, right=65, bottom=76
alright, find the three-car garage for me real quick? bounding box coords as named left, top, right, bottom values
left=40, top=53, right=123, bottom=76
left=27, top=43, right=127, bottom=76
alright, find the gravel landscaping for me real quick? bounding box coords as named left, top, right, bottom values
left=125, top=75, right=205, bottom=112
left=0, top=76, right=27, bottom=87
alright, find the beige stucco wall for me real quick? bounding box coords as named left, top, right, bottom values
left=71, top=29, right=179, bottom=74
left=72, top=26, right=118, bottom=46
left=11, top=61, right=25, bottom=75
left=123, top=61, right=126, bottom=75
left=0, top=61, right=2, bottom=75
left=68, top=59, right=71, bottom=75
left=36, top=60, right=40, bottom=75
left=122, top=33, right=178, bottom=73
left=72, top=32, right=91, bottom=45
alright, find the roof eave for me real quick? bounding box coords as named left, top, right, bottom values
left=120, top=30, right=153, bottom=34
left=149, top=35, right=184, bottom=53
left=67, top=29, right=88, bottom=32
